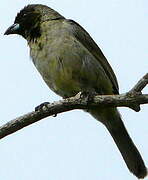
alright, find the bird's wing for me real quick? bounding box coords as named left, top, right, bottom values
left=66, top=19, right=119, bottom=94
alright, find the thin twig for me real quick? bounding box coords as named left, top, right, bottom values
left=130, top=73, right=148, bottom=93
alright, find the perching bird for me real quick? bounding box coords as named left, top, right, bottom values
left=4, top=4, right=147, bottom=178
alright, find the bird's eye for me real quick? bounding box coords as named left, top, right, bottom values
left=23, top=13, right=27, bottom=17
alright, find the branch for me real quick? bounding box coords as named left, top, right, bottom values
left=0, top=73, right=148, bottom=140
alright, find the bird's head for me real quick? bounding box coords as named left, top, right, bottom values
left=4, top=4, right=64, bottom=40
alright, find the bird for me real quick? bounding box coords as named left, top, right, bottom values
left=4, top=4, right=147, bottom=179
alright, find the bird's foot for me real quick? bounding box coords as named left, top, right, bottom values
left=35, top=102, right=50, bottom=111
left=80, top=91, right=97, bottom=104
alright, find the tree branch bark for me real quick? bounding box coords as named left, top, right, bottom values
left=0, top=73, right=148, bottom=140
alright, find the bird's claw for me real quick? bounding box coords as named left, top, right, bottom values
left=35, top=102, right=50, bottom=111
left=80, top=91, right=97, bottom=104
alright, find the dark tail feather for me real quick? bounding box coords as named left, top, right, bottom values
left=90, top=108, right=147, bottom=179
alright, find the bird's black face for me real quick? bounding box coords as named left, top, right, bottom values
left=4, top=5, right=41, bottom=40
left=5, top=4, right=65, bottom=40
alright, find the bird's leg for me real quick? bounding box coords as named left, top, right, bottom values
left=35, top=102, right=50, bottom=111
left=80, top=91, right=97, bottom=104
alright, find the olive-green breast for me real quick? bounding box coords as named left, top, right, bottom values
left=29, top=20, right=115, bottom=98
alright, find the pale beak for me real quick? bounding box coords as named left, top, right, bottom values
left=4, top=23, right=20, bottom=35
